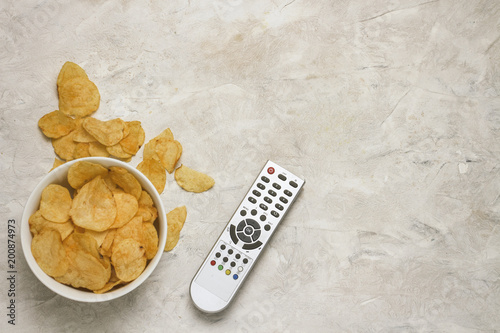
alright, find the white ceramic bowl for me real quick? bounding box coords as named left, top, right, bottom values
left=21, top=157, right=167, bottom=302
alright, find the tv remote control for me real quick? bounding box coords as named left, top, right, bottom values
left=190, top=160, right=305, bottom=313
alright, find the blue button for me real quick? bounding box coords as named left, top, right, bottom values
left=233, top=274, right=238, bottom=280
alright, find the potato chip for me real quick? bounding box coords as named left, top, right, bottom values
left=156, top=138, right=182, bottom=173
left=82, top=117, right=125, bottom=147
left=143, top=139, right=160, bottom=161
left=174, top=165, right=215, bottom=193
left=106, top=143, right=133, bottom=159
left=40, top=184, right=72, bottom=223
left=58, top=76, right=100, bottom=118
left=57, top=61, right=88, bottom=86
left=38, top=110, right=76, bottom=139
left=70, top=176, right=117, bottom=231
left=136, top=190, right=158, bottom=223
left=73, top=142, right=91, bottom=159
left=142, top=222, right=159, bottom=259
left=136, top=158, right=166, bottom=194
left=52, top=131, right=78, bottom=161
left=109, top=192, right=138, bottom=228
left=88, top=141, right=110, bottom=157
left=93, top=270, right=123, bottom=294
left=68, top=160, right=109, bottom=189
left=120, top=121, right=145, bottom=155
left=31, top=229, right=69, bottom=277
left=29, top=210, right=74, bottom=240
left=165, top=206, right=187, bottom=251
left=99, top=229, right=116, bottom=257
left=84, top=229, right=109, bottom=248
left=72, top=118, right=96, bottom=143
left=115, top=216, right=143, bottom=246
left=109, top=166, right=142, bottom=199
left=111, top=238, right=147, bottom=282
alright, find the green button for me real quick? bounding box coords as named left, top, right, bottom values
left=218, top=265, right=223, bottom=271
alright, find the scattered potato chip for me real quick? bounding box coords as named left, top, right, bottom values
left=88, top=141, right=110, bottom=157
left=106, top=143, right=133, bottom=159
left=58, top=76, right=100, bottom=118
left=165, top=206, right=187, bottom=251
left=38, top=110, right=76, bottom=139
left=40, top=184, right=72, bottom=223
left=72, top=118, right=97, bottom=143
left=174, top=165, right=215, bottom=193
left=136, top=158, right=166, bottom=194
left=73, top=142, right=91, bottom=159
left=109, top=166, right=142, bottom=199
left=29, top=210, right=74, bottom=240
left=68, top=160, right=109, bottom=189
left=156, top=138, right=182, bottom=173
left=57, top=61, right=88, bottom=86
left=70, top=176, right=117, bottom=231
left=109, top=192, right=138, bottom=229
left=31, top=229, right=69, bottom=277
left=111, top=239, right=147, bottom=282
left=52, top=131, right=78, bottom=161
left=120, top=121, right=145, bottom=155
left=82, top=117, right=125, bottom=147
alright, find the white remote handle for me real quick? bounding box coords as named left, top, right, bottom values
left=190, top=160, right=305, bottom=313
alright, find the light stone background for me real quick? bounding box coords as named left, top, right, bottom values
left=1, top=0, right=500, bottom=332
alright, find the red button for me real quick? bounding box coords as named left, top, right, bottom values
left=210, top=260, right=216, bottom=266
left=267, top=167, right=275, bottom=174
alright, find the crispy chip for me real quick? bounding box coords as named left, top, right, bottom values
left=106, top=143, right=133, bottom=159
left=136, top=158, right=166, bottom=194
left=72, top=118, right=96, bottom=143
left=73, top=142, right=91, bottom=159
left=29, top=210, right=74, bottom=240
left=84, top=229, right=109, bottom=248
left=156, top=138, right=182, bottom=173
left=109, top=166, right=142, bottom=199
left=88, top=141, right=110, bottom=157
left=120, top=121, right=145, bottom=155
left=99, top=229, right=116, bottom=257
left=70, top=176, right=117, bottom=231
left=82, top=117, right=125, bottom=147
left=93, top=270, right=123, bottom=294
left=57, top=61, right=88, bottom=86
left=165, top=206, right=187, bottom=251
left=136, top=190, right=158, bottom=223
left=142, top=222, right=159, bottom=259
left=174, top=165, right=215, bottom=193
left=115, top=216, right=143, bottom=246
left=68, top=160, right=109, bottom=189
left=40, top=184, right=72, bottom=223
left=111, top=239, right=147, bottom=282
left=58, top=76, right=100, bottom=118
left=32, top=229, right=69, bottom=277
left=38, top=110, right=76, bottom=139
left=52, top=131, right=78, bottom=161
left=109, top=192, right=139, bottom=228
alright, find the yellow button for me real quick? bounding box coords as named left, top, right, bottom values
left=225, top=269, right=231, bottom=275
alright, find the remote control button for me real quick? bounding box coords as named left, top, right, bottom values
left=284, top=190, right=293, bottom=197
left=218, top=265, right=223, bottom=270
left=235, top=254, right=241, bottom=259
left=290, top=181, right=298, bottom=188
left=272, top=183, right=281, bottom=190
left=248, top=197, right=257, bottom=204
left=210, top=260, right=216, bottom=266
left=243, top=259, right=248, bottom=264
left=230, top=261, right=236, bottom=267
left=279, top=196, right=288, bottom=204
left=267, top=167, right=275, bottom=174
left=230, top=225, right=239, bottom=244
left=264, top=196, right=272, bottom=203
left=251, top=229, right=261, bottom=242
left=264, top=224, right=271, bottom=231
left=259, top=203, right=268, bottom=211
left=237, top=232, right=252, bottom=243
left=261, top=176, right=270, bottom=183
left=228, top=249, right=233, bottom=255
left=237, top=220, right=246, bottom=231
left=251, top=209, right=257, bottom=216
left=268, top=190, right=277, bottom=197
left=278, top=174, right=287, bottom=181
left=233, top=274, right=238, bottom=280
left=275, top=203, right=284, bottom=211
left=260, top=215, right=266, bottom=222
left=238, top=266, right=243, bottom=272
left=245, top=219, right=260, bottom=230
left=225, top=269, right=231, bottom=275
left=252, top=190, right=261, bottom=197
left=244, top=226, right=253, bottom=235
left=221, top=244, right=226, bottom=250
left=243, top=241, right=263, bottom=250
left=215, top=252, right=221, bottom=258
left=240, top=210, right=247, bottom=216
left=271, top=210, right=280, bottom=218
left=257, top=183, right=265, bottom=190
left=223, top=257, right=228, bottom=262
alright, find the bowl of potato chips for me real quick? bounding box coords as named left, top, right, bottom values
left=21, top=157, right=167, bottom=302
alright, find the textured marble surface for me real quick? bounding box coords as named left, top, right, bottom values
left=1, top=0, right=500, bottom=332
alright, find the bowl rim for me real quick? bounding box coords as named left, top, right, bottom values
left=21, top=157, right=167, bottom=302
